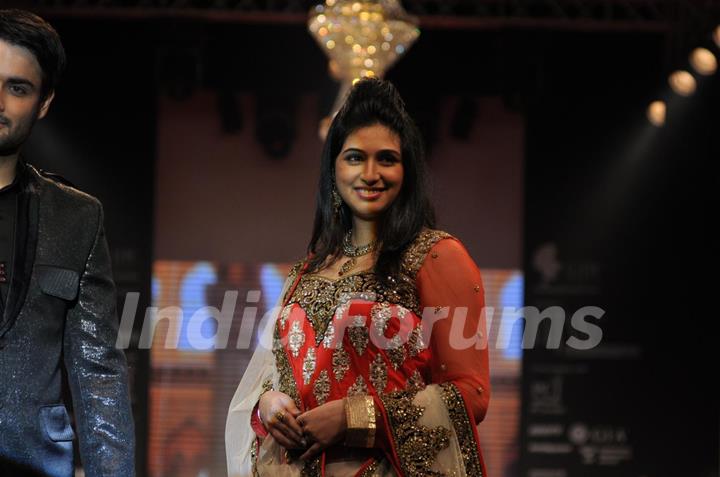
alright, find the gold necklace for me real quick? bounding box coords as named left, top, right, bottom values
left=338, top=231, right=377, bottom=276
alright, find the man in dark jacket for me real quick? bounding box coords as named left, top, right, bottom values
left=0, top=9, right=135, bottom=477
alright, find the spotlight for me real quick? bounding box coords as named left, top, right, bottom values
left=646, top=101, right=666, bottom=127
left=668, top=70, right=697, bottom=97
left=689, top=48, right=718, bottom=76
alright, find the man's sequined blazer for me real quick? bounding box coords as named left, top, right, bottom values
left=0, top=162, right=135, bottom=477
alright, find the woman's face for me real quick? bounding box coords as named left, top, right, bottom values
left=335, top=123, right=404, bottom=222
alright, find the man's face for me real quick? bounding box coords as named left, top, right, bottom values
left=0, top=39, right=54, bottom=156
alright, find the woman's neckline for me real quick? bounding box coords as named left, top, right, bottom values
left=302, top=267, right=376, bottom=284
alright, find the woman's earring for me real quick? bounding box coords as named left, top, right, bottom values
left=332, top=187, right=342, bottom=215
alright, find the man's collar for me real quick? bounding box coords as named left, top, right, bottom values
left=0, top=159, right=27, bottom=195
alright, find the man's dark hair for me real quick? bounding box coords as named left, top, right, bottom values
left=0, top=9, right=66, bottom=99
left=307, top=78, right=436, bottom=280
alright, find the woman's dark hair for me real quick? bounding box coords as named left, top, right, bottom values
left=0, top=9, right=66, bottom=99
left=307, top=78, right=435, bottom=279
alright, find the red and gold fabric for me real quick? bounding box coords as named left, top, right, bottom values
left=227, top=229, right=490, bottom=477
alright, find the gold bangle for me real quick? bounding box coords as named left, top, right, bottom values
left=344, top=395, right=376, bottom=448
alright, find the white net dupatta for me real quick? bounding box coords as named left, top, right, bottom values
left=225, top=275, right=292, bottom=477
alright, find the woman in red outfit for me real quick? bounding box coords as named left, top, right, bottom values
left=227, top=79, right=489, bottom=477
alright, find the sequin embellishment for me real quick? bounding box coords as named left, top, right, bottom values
left=332, top=345, right=351, bottom=382
left=322, top=323, right=336, bottom=349
left=387, top=334, right=407, bottom=370
left=349, top=315, right=369, bottom=355
left=381, top=387, right=451, bottom=476
left=348, top=375, right=369, bottom=396
left=370, top=353, right=388, bottom=394
left=408, top=324, right=426, bottom=357
left=288, top=320, right=305, bottom=358
left=302, top=347, right=317, bottom=385
left=313, top=370, right=330, bottom=405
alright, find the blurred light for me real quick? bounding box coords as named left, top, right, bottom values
left=328, top=59, right=342, bottom=79
left=714, top=25, right=720, bottom=48
left=646, top=100, right=666, bottom=127
left=668, top=70, right=697, bottom=96
left=689, top=48, right=717, bottom=75
left=326, top=40, right=336, bottom=49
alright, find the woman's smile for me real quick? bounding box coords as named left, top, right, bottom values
left=335, top=123, right=404, bottom=220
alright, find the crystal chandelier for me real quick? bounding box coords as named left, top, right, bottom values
left=308, top=0, right=420, bottom=138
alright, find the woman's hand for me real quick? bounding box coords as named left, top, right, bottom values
left=296, top=399, right=347, bottom=461
left=258, top=391, right=305, bottom=450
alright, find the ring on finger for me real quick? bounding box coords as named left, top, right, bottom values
left=274, top=410, right=285, bottom=423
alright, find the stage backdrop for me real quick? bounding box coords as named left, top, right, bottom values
left=152, top=90, right=525, bottom=477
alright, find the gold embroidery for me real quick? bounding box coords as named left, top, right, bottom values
left=408, top=370, right=425, bottom=391
left=285, top=230, right=451, bottom=353
left=408, top=323, right=425, bottom=357
left=334, top=300, right=351, bottom=320
left=381, top=387, right=451, bottom=477
left=371, top=302, right=392, bottom=335
left=397, top=305, right=410, bottom=321
left=400, top=229, right=453, bottom=279
left=348, top=375, right=368, bottom=396
left=261, top=377, right=273, bottom=394
left=349, top=316, right=369, bottom=355
left=288, top=320, right=305, bottom=358
left=302, top=347, right=317, bottom=385
left=440, top=383, right=484, bottom=476
left=273, top=326, right=301, bottom=407
left=332, top=345, right=351, bottom=382
left=250, top=437, right=260, bottom=477
left=313, top=370, right=330, bottom=405
left=387, top=334, right=407, bottom=370
left=288, top=271, right=418, bottom=345
left=322, top=322, right=336, bottom=348
left=279, top=304, right=293, bottom=330
left=370, top=353, right=388, bottom=394
left=282, top=260, right=305, bottom=304
left=358, top=459, right=381, bottom=477
left=301, top=457, right=321, bottom=477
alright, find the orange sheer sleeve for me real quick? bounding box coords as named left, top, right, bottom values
left=416, top=238, right=490, bottom=423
